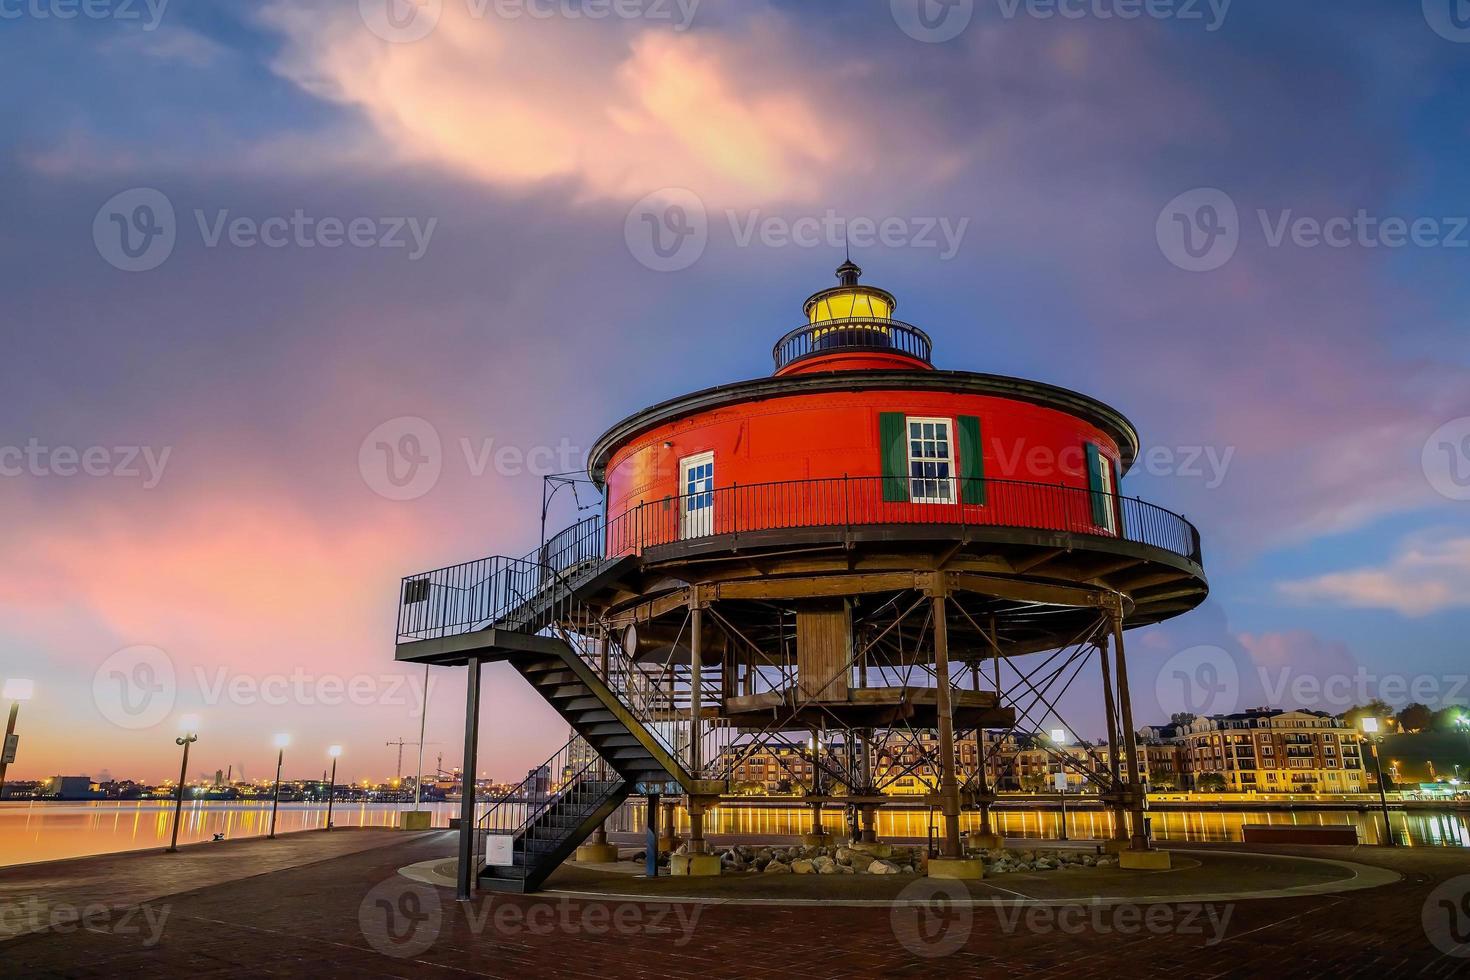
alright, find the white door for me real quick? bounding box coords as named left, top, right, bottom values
left=679, top=452, right=714, bottom=539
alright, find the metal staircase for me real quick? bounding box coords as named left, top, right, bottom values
left=475, top=734, right=631, bottom=893
left=395, top=532, right=722, bottom=892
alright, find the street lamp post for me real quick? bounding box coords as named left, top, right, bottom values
left=1050, top=729, right=1069, bottom=841
left=269, top=734, right=290, bottom=839
left=1360, top=718, right=1395, bottom=847
left=0, top=679, right=35, bottom=800
left=167, top=715, right=200, bottom=853
left=326, top=745, right=341, bottom=830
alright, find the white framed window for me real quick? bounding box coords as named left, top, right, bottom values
left=906, top=416, right=955, bottom=503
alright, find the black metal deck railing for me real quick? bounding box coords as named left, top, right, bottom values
left=772, top=317, right=932, bottom=372
left=397, top=476, right=1201, bottom=644
left=600, top=476, right=1201, bottom=566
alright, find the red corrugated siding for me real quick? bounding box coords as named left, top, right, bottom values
left=601, top=389, right=1122, bottom=548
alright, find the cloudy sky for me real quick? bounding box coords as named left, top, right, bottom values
left=2, top=0, right=1467, bottom=784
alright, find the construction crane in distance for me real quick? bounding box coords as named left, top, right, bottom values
left=386, top=737, right=441, bottom=784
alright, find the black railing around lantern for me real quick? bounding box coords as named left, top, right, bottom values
left=772, top=317, right=933, bottom=372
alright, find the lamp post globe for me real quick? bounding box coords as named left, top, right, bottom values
left=326, top=745, right=342, bottom=830
left=167, top=715, right=201, bottom=853
left=1359, top=717, right=1395, bottom=847
left=269, top=734, right=290, bottom=839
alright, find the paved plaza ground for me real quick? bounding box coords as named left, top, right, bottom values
left=2, top=827, right=1468, bottom=977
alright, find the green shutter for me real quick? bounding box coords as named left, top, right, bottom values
left=879, top=412, right=908, bottom=501
left=957, top=415, right=985, bottom=504
left=1085, top=442, right=1108, bottom=525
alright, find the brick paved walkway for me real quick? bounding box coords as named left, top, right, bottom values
left=3, top=831, right=1468, bottom=978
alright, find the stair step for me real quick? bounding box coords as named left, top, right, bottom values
left=558, top=696, right=608, bottom=713
left=519, top=661, right=569, bottom=678
left=526, top=669, right=581, bottom=686
left=591, top=733, right=640, bottom=748
left=544, top=683, right=592, bottom=701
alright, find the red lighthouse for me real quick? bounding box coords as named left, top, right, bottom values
left=397, top=262, right=1207, bottom=893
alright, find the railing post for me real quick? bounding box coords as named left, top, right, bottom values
left=844, top=473, right=851, bottom=531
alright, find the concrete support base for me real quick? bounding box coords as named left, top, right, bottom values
left=398, top=811, right=432, bottom=831
left=669, top=853, right=722, bottom=877
left=1102, top=839, right=1131, bottom=854
left=574, top=843, right=620, bottom=864
left=850, top=841, right=893, bottom=859
left=1119, top=849, right=1172, bottom=870
left=927, top=856, right=985, bottom=879
left=968, top=832, right=1004, bottom=850
left=801, top=833, right=835, bottom=847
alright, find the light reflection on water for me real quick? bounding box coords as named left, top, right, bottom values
left=2, top=800, right=1466, bottom=867
left=615, top=803, right=1470, bottom=849
left=0, top=801, right=467, bottom=867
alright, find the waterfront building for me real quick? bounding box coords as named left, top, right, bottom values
left=1142, top=709, right=1366, bottom=792
left=38, top=775, right=102, bottom=800
left=395, top=262, right=1209, bottom=891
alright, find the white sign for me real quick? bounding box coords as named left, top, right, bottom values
left=1053, top=772, right=1068, bottom=793
left=485, top=833, right=515, bottom=867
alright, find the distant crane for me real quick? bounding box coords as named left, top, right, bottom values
left=386, top=737, right=441, bottom=785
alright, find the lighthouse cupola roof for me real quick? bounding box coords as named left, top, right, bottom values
left=774, top=260, right=933, bottom=376
left=801, top=258, right=898, bottom=322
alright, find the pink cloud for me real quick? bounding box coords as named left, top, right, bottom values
left=260, top=2, right=954, bottom=207
left=1277, top=531, right=1470, bottom=616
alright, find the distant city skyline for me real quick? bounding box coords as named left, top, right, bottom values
left=5, top=1, right=1469, bottom=784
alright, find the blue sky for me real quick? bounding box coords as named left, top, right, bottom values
left=1, top=0, right=1467, bottom=781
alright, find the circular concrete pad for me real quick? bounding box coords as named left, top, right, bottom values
left=400, top=847, right=1400, bottom=907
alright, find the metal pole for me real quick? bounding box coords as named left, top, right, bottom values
left=689, top=602, right=702, bottom=780
left=268, top=749, right=284, bottom=839
left=414, top=663, right=429, bottom=811
left=457, top=657, right=483, bottom=901
left=1109, top=607, right=1149, bottom=851
left=1370, top=740, right=1395, bottom=846
left=645, top=793, right=660, bottom=878
left=1096, top=631, right=1128, bottom=845
left=326, top=757, right=337, bottom=830
left=1058, top=782, right=1068, bottom=841
left=931, top=592, right=962, bottom=859
left=167, top=735, right=194, bottom=852
left=0, top=702, right=20, bottom=799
